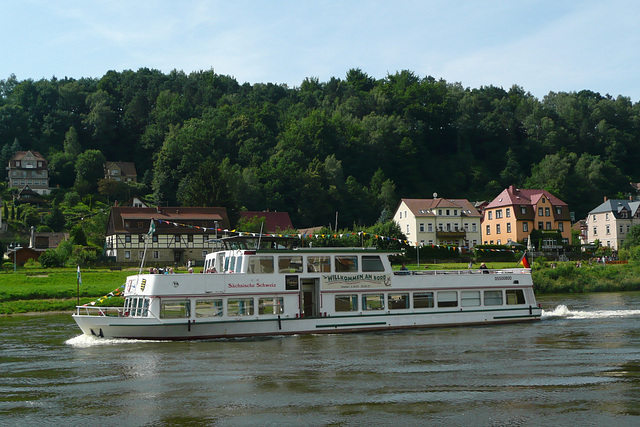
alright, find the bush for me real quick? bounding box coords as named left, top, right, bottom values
left=38, top=250, right=65, bottom=268
left=71, top=245, right=100, bottom=266
left=64, top=191, right=81, bottom=206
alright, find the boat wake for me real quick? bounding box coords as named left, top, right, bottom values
left=66, top=334, right=167, bottom=347
left=542, top=304, right=640, bottom=320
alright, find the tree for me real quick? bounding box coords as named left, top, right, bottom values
left=176, top=157, right=235, bottom=208
left=70, top=224, right=88, bottom=246
left=63, top=126, right=82, bottom=156
left=19, top=204, right=41, bottom=227
left=45, top=202, right=66, bottom=231
left=48, top=151, right=76, bottom=188
left=621, top=225, right=640, bottom=250
left=74, top=149, right=106, bottom=194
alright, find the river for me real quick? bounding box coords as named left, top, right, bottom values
left=1, top=292, right=640, bottom=426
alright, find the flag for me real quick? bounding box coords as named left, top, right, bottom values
left=77, top=265, right=82, bottom=284
left=518, top=252, right=530, bottom=268
left=147, top=218, right=156, bottom=236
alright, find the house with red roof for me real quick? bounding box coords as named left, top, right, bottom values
left=393, top=198, right=482, bottom=248
left=105, top=206, right=230, bottom=264
left=482, top=185, right=571, bottom=246
left=238, top=211, right=294, bottom=233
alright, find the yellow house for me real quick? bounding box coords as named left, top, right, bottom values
left=482, top=186, right=571, bottom=246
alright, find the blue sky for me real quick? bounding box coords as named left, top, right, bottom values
left=3, top=0, right=639, bottom=101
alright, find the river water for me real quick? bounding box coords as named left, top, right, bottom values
left=1, top=292, right=640, bottom=426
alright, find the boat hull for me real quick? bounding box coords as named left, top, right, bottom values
left=73, top=306, right=541, bottom=340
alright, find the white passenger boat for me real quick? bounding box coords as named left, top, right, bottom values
left=73, top=236, right=542, bottom=339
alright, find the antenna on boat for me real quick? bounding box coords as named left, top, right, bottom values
left=256, top=221, right=264, bottom=250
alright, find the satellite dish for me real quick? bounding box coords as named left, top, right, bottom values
left=433, top=192, right=438, bottom=198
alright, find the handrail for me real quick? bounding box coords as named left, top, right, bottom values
left=393, top=268, right=530, bottom=276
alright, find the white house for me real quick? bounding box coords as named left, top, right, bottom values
left=393, top=198, right=482, bottom=248
left=585, top=198, right=640, bottom=250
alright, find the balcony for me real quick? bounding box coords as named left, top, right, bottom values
left=436, top=230, right=466, bottom=239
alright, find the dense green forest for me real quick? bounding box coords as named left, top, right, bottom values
left=1, top=68, right=638, bottom=228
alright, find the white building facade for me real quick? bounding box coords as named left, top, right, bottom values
left=585, top=199, right=640, bottom=250
left=393, top=198, right=482, bottom=248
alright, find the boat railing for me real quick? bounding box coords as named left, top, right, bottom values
left=394, top=268, right=530, bottom=276
left=74, top=306, right=128, bottom=317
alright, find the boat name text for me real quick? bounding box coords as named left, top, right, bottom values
left=322, top=273, right=391, bottom=289
left=228, top=282, right=277, bottom=288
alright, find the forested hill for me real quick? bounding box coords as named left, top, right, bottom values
left=1, top=68, right=638, bottom=227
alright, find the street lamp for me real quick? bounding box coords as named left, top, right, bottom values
left=9, top=242, right=21, bottom=272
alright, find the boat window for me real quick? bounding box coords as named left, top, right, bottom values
left=259, top=297, right=284, bottom=315
left=307, top=256, right=331, bottom=272
left=248, top=256, right=274, bottom=274
left=235, top=257, right=243, bottom=273
left=224, top=256, right=230, bottom=272
left=413, top=292, right=434, bottom=308
left=388, top=293, right=410, bottom=310
left=278, top=256, right=303, bottom=273
left=195, top=299, right=223, bottom=317
left=160, top=299, right=191, bottom=318
left=229, top=256, right=236, bottom=272
left=335, top=256, right=358, bottom=272
left=437, top=291, right=458, bottom=308
left=135, top=298, right=145, bottom=316
left=362, top=255, right=385, bottom=272
left=461, top=291, right=481, bottom=307
left=484, top=290, right=503, bottom=306
left=142, top=299, right=149, bottom=317
left=335, top=295, right=358, bottom=312
left=506, top=289, right=526, bottom=305
left=227, top=298, right=254, bottom=316
left=362, top=294, right=384, bottom=310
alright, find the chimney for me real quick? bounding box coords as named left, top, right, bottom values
left=508, top=185, right=516, bottom=193
left=604, top=196, right=608, bottom=202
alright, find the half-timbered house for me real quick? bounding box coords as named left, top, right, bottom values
left=105, top=206, right=230, bottom=265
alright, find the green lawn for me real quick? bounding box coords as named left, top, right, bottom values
left=0, top=268, right=134, bottom=314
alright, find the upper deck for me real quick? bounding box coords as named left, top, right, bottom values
left=124, top=236, right=531, bottom=298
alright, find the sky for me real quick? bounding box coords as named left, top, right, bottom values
left=3, top=0, right=640, bottom=101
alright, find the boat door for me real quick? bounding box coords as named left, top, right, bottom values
left=301, top=278, right=319, bottom=317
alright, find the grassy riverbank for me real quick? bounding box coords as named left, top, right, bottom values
left=2, top=262, right=640, bottom=315
left=0, top=268, right=133, bottom=314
